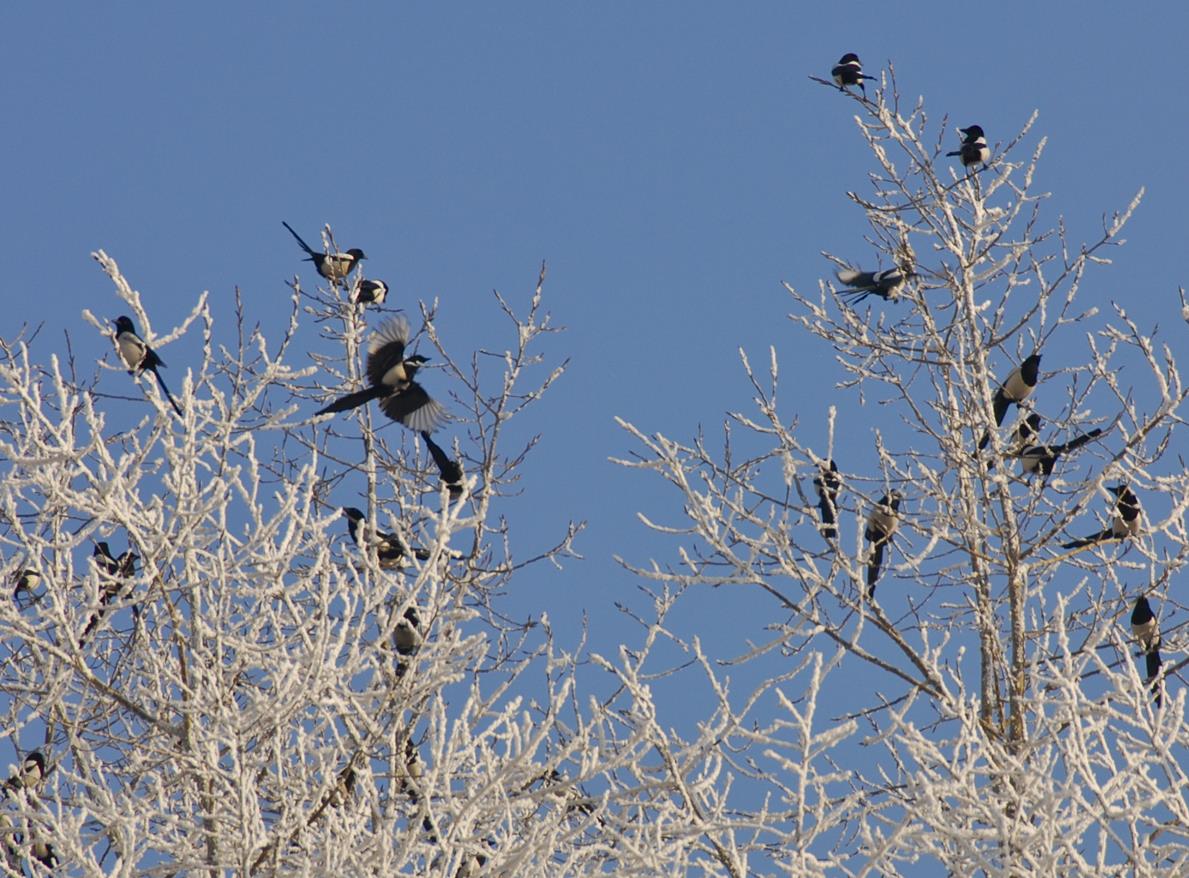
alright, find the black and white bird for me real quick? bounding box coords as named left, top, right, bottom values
left=978, top=354, right=1042, bottom=450
left=113, top=316, right=183, bottom=418
left=946, top=124, right=990, bottom=168
left=393, top=605, right=423, bottom=677
left=11, top=568, right=40, bottom=600
left=315, top=315, right=447, bottom=432
left=813, top=460, right=841, bottom=539
left=82, top=542, right=138, bottom=644
left=831, top=53, right=876, bottom=97
left=1062, top=485, right=1142, bottom=549
left=864, top=492, right=901, bottom=597
left=422, top=431, right=464, bottom=499
left=282, top=221, right=366, bottom=283
left=341, top=507, right=430, bottom=569
left=1016, top=413, right=1104, bottom=477
left=1130, top=596, right=1163, bottom=707
left=353, top=279, right=389, bottom=306
left=835, top=266, right=912, bottom=304
left=4, top=751, right=45, bottom=794
left=30, top=838, right=58, bottom=869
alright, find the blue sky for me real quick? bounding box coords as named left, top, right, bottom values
left=4, top=0, right=1187, bottom=792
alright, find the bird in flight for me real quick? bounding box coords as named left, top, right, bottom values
left=1062, top=485, right=1141, bottom=549
left=315, top=315, right=447, bottom=433
left=282, top=221, right=366, bottom=283
left=864, top=492, right=901, bottom=597
left=946, top=125, right=990, bottom=169
left=835, top=266, right=912, bottom=304
left=113, top=316, right=183, bottom=418
left=831, top=53, right=876, bottom=97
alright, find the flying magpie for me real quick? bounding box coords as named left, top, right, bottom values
left=1062, top=485, right=1141, bottom=549
left=315, top=315, right=447, bottom=433
left=3, top=751, right=45, bottom=794
left=946, top=125, right=990, bottom=168
left=422, top=431, right=464, bottom=499
left=113, top=316, right=183, bottom=418
left=978, top=354, right=1042, bottom=450
left=864, top=492, right=901, bottom=597
left=282, top=221, right=366, bottom=283
left=835, top=266, right=912, bottom=304
left=1131, top=595, right=1163, bottom=707
left=81, top=542, right=138, bottom=644
left=341, top=507, right=430, bottom=569
left=813, top=460, right=841, bottom=539
left=1016, top=413, right=1103, bottom=477
left=354, top=279, right=388, bottom=306
left=831, top=53, right=876, bottom=97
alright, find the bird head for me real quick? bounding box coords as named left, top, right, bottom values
left=113, top=316, right=135, bottom=334
left=959, top=125, right=986, bottom=140
left=404, top=354, right=431, bottom=376
left=341, top=507, right=365, bottom=524
left=837, top=52, right=860, bottom=64
left=346, top=248, right=367, bottom=261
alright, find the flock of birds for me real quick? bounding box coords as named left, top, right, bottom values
left=814, top=54, right=1167, bottom=706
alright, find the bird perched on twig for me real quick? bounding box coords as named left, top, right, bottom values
left=1015, top=413, right=1103, bottom=477
left=835, top=266, right=913, bottom=304
left=1130, top=596, right=1163, bottom=707
left=946, top=125, right=990, bottom=169
left=353, top=278, right=388, bottom=306
left=831, top=53, right=876, bottom=97
left=81, top=542, right=138, bottom=644
left=422, top=432, right=464, bottom=499
left=3, top=751, right=45, bottom=795
left=813, top=460, right=841, bottom=539
left=113, top=316, right=183, bottom=418
left=864, top=492, right=901, bottom=597
left=341, top=507, right=430, bottom=569
left=977, top=354, right=1042, bottom=450
left=282, top=221, right=366, bottom=283
left=11, top=568, right=40, bottom=600
left=393, top=605, right=423, bottom=677
left=315, top=315, right=447, bottom=433
left=1062, top=485, right=1141, bottom=549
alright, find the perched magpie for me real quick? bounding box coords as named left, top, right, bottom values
left=11, top=568, right=40, bottom=600
left=81, top=542, right=138, bottom=644
left=4, top=751, right=45, bottom=794
left=393, top=605, right=423, bottom=677
left=1062, top=485, right=1141, bottom=549
left=1131, top=596, right=1163, bottom=707
left=113, top=316, right=183, bottom=418
left=977, top=354, right=1042, bottom=450
left=864, top=492, right=901, bottom=597
left=399, top=738, right=424, bottom=802
left=354, top=279, right=388, bottom=306
left=30, top=838, right=57, bottom=869
left=1016, top=413, right=1103, bottom=477
left=422, top=431, right=464, bottom=499
left=946, top=124, right=990, bottom=168
left=813, top=460, right=841, bottom=539
left=315, top=315, right=447, bottom=433
left=341, top=507, right=430, bottom=569
left=831, top=53, right=876, bottom=97
left=282, top=221, right=366, bottom=283
left=835, top=266, right=912, bottom=304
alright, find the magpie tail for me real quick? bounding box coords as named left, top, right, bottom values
left=315, top=386, right=384, bottom=416
left=1052, top=428, right=1104, bottom=455
left=282, top=221, right=317, bottom=256
left=1061, top=529, right=1112, bottom=550
left=153, top=369, right=183, bottom=418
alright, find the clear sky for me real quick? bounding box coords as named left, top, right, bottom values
left=3, top=0, right=1186, bottom=789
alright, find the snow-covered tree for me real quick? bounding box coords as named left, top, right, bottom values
left=614, top=68, right=1189, bottom=875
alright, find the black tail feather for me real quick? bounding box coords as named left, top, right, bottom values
left=152, top=367, right=183, bottom=418
left=866, top=542, right=885, bottom=596
left=282, top=221, right=316, bottom=256
left=315, top=386, right=384, bottom=417
left=1061, top=529, right=1112, bottom=550
left=1050, top=428, right=1104, bottom=456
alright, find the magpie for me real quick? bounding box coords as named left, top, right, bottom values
left=864, top=492, right=901, bottom=597
left=354, top=278, right=388, bottom=306
left=813, top=460, right=841, bottom=539
left=977, top=354, right=1042, bottom=450
left=282, top=221, right=366, bottom=283
left=31, top=838, right=58, bottom=869
left=835, top=266, right=912, bottom=304
left=393, top=605, right=423, bottom=677
left=341, top=507, right=430, bottom=569
left=422, top=431, right=464, bottom=499
left=113, top=316, right=183, bottom=418
left=315, top=315, right=447, bottom=433
left=1016, top=413, right=1103, bottom=477
left=831, top=53, right=876, bottom=97
left=1131, top=596, right=1163, bottom=707
left=11, top=568, right=40, bottom=600
left=3, top=751, right=45, bottom=794
left=1061, top=485, right=1141, bottom=549
left=946, top=125, right=990, bottom=169
left=81, top=541, right=138, bottom=644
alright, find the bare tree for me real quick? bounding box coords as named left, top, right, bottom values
left=615, top=67, right=1189, bottom=875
